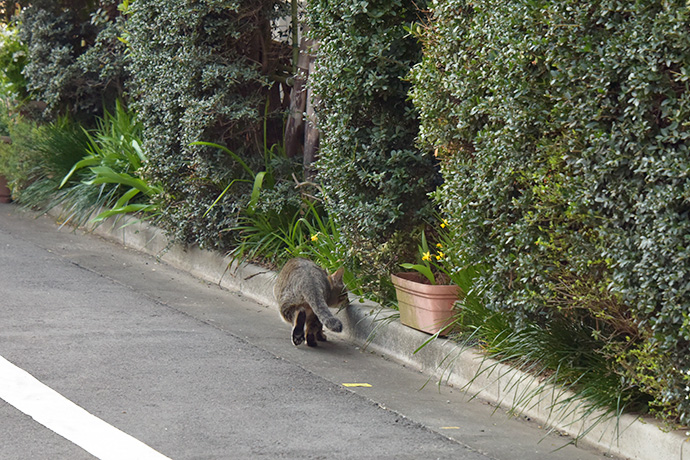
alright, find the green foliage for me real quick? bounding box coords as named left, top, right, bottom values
left=56, top=101, right=161, bottom=225
left=18, top=1, right=127, bottom=118
left=456, top=299, right=651, bottom=441
left=410, top=0, right=690, bottom=424
left=0, top=100, right=157, bottom=225
left=197, top=136, right=308, bottom=266
left=0, top=23, right=28, bottom=100
left=291, top=201, right=362, bottom=291
left=291, top=199, right=396, bottom=303
left=230, top=205, right=308, bottom=268
left=0, top=115, right=90, bottom=207
left=230, top=193, right=395, bottom=305
left=125, top=0, right=289, bottom=250
left=307, top=0, right=439, bottom=247
left=0, top=112, right=39, bottom=189
left=400, top=219, right=481, bottom=287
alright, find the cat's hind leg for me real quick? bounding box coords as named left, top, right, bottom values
left=305, top=312, right=324, bottom=347
left=292, top=309, right=306, bottom=346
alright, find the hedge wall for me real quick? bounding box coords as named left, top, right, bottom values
left=307, top=0, right=440, bottom=257
left=411, top=0, right=690, bottom=423
left=126, top=0, right=290, bottom=249
left=18, top=0, right=126, bottom=119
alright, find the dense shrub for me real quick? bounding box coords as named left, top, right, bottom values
left=307, top=1, right=439, bottom=243
left=0, top=112, right=42, bottom=189
left=307, top=0, right=440, bottom=293
left=125, top=0, right=292, bottom=250
left=0, top=23, right=27, bottom=100
left=18, top=0, right=127, bottom=119
left=411, top=0, right=690, bottom=423
left=0, top=114, right=89, bottom=205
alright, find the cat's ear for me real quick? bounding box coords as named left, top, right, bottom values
left=330, top=267, right=345, bottom=283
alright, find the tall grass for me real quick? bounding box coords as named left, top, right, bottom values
left=451, top=300, right=651, bottom=444
left=6, top=116, right=90, bottom=209
left=229, top=205, right=309, bottom=268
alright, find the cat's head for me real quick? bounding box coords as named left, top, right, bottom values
left=328, top=267, right=349, bottom=307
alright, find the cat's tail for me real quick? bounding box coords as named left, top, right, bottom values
left=308, top=296, right=343, bottom=332
left=322, top=315, right=343, bottom=333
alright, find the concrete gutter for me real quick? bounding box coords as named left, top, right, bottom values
left=58, top=212, right=689, bottom=460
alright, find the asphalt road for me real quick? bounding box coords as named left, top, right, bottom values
left=0, top=204, right=615, bottom=460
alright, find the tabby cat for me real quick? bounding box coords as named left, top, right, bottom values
left=274, top=258, right=348, bottom=347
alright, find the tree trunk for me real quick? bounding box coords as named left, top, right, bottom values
left=284, top=35, right=312, bottom=159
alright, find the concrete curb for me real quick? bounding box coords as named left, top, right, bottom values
left=62, top=212, right=688, bottom=460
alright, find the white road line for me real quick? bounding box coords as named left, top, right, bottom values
left=0, top=355, right=171, bottom=460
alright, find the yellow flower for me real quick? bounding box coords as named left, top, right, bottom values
left=436, top=243, right=443, bottom=249
left=440, top=219, right=449, bottom=228
left=311, top=234, right=319, bottom=242
left=436, top=252, right=445, bottom=261
left=422, top=251, right=432, bottom=262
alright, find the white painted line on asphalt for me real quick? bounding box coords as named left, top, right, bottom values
left=0, top=355, right=171, bottom=460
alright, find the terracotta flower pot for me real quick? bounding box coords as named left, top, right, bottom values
left=391, top=272, right=462, bottom=336
left=0, top=175, right=11, bottom=203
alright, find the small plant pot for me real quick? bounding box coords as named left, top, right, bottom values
left=0, top=175, right=11, bottom=203
left=391, top=272, right=461, bottom=336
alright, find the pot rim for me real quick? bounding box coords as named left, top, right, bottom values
left=391, top=272, right=461, bottom=297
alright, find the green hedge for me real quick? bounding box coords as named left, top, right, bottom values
left=306, top=0, right=440, bottom=295
left=18, top=0, right=126, bottom=118
left=0, top=23, right=27, bottom=100
left=307, top=0, right=439, bottom=246
left=125, top=0, right=290, bottom=249
left=413, top=0, right=690, bottom=423
left=411, top=0, right=690, bottom=423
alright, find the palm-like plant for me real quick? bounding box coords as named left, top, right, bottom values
left=58, top=100, right=161, bottom=225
